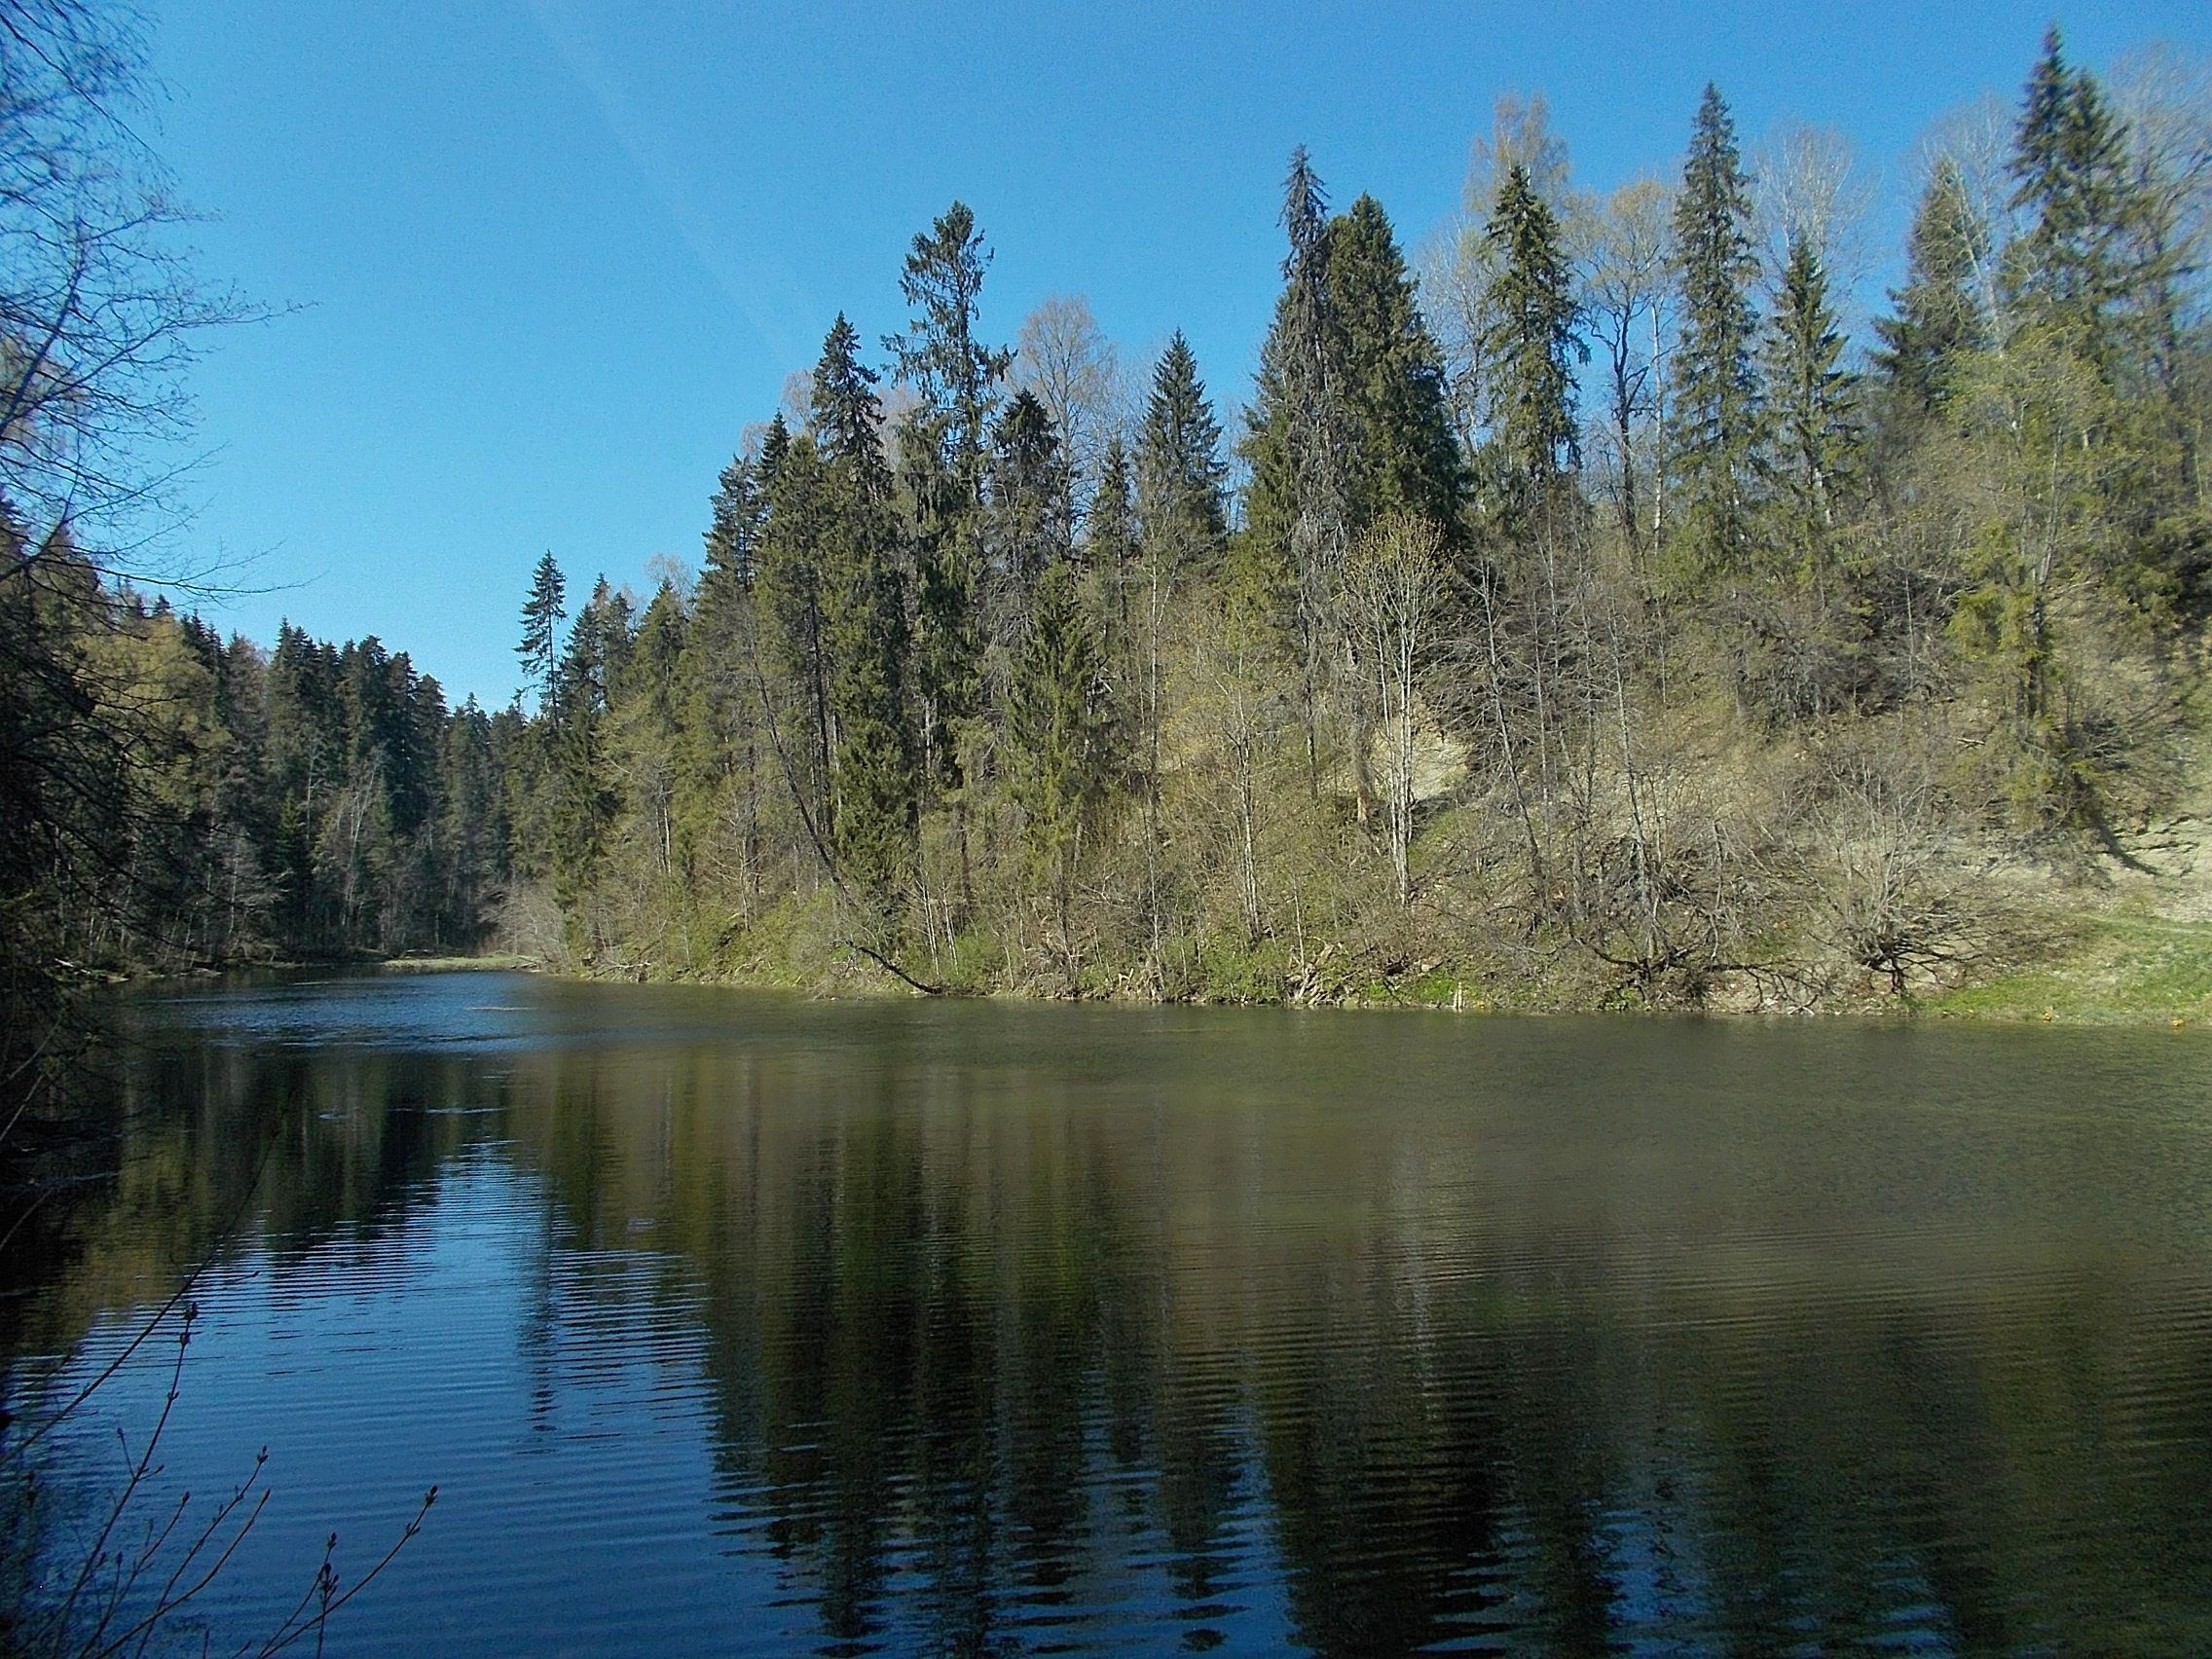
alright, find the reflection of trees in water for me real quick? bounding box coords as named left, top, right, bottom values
left=491, top=1033, right=2212, bottom=1656
left=16, top=1009, right=2212, bottom=1656
left=1, top=1029, right=487, bottom=1373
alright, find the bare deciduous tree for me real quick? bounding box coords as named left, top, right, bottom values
left=1344, top=515, right=1447, bottom=906
left=1752, top=122, right=1874, bottom=297
left=1013, top=293, right=1123, bottom=517
left=1581, top=176, right=1674, bottom=554
left=1916, top=93, right=2025, bottom=342
left=0, top=0, right=247, bottom=587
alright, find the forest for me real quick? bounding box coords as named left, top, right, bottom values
left=7, top=26, right=2210, bottom=1038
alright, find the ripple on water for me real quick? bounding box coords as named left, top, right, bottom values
left=8, top=975, right=2212, bottom=1655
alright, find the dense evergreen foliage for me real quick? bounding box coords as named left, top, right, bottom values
left=4, top=551, right=515, bottom=978
left=1668, top=85, right=1765, bottom=584
left=476, top=33, right=2206, bottom=1008
left=12, top=28, right=2212, bottom=1025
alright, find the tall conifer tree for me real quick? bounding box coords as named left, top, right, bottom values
left=988, top=389, right=1070, bottom=602
left=754, top=433, right=836, bottom=857
left=1873, top=158, right=1990, bottom=416
left=517, top=552, right=567, bottom=711
left=1668, top=85, right=1763, bottom=579
left=1006, top=559, right=1108, bottom=933
left=886, top=203, right=1012, bottom=795
left=1327, top=194, right=1464, bottom=532
left=1763, top=232, right=1860, bottom=579
left=1478, top=163, right=1584, bottom=529
left=1248, top=152, right=1358, bottom=705
left=810, top=315, right=916, bottom=899
left=2006, top=28, right=2139, bottom=367
left=1135, top=332, right=1227, bottom=569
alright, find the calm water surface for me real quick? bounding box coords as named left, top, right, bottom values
left=6, top=973, right=2212, bottom=1655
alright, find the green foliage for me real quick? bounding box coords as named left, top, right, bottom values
left=2005, top=28, right=2144, bottom=369
left=527, top=52, right=2204, bottom=1013
left=27, top=33, right=2212, bottom=1031
left=1476, top=163, right=1583, bottom=527
left=812, top=315, right=918, bottom=904
left=1327, top=195, right=1464, bottom=532
left=517, top=551, right=566, bottom=711
left=1, top=544, right=511, bottom=994
left=1135, top=332, right=1228, bottom=571
left=886, top=203, right=1011, bottom=795
left=1873, top=159, right=1990, bottom=417
left=1668, top=84, right=1764, bottom=583
left=1239, top=148, right=1358, bottom=658
left=754, top=433, right=836, bottom=845
left=1005, top=561, right=1110, bottom=906
left=987, top=388, right=1070, bottom=624
left=884, top=202, right=1013, bottom=491
left=1762, top=233, right=1860, bottom=580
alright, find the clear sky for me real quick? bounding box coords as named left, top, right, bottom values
left=147, top=0, right=2207, bottom=709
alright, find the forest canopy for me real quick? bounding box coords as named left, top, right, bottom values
left=9, top=25, right=2210, bottom=1032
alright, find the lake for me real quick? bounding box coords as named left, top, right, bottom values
left=5, top=972, right=2211, bottom=1654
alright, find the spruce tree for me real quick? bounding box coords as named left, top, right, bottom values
left=618, top=580, right=689, bottom=736
left=546, top=576, right=632, bottom=906
left=758, top=412, right=793, bottom=477
left=1128, top=332, right=1227, bottom=946
left=1276, top=148, right=1353, bottom=538
left=704, top=451, right=764, bottom=592
left=885, top=203, right=1011, bottom=793
left=1238, top=149, right=1364, bottom=792
left=988, top=389, right=1070, bottom=604
left=1256, top=150, right=1356, bottom=590
left=2006, top=27, right=2139, bottom=367
left=2004, top=33, right=2196, bottom=611
left=1763, top=231, right=1860, bottom=580
left=676, top=433, right=780, bottom=916
left=1327, top=194, right=1464, bottom=532
left=604, top=583, right=689, bottom=900
left=885, top=203, right=1013, bottom=494
left=1477, top=163, right=1584, bottom=529
left=1005, top=558, right=1107, bottom=930
left=1135, top=332, right=1227, bottom=571
left=1668, top=84, right=1763, bottom=580
left=1237, top=322, right=1305, bottom=619
left=517, top=552, right=567, bottom=710
left=810, top=314, right=915, bottom=901
left=1873, top=158, right=1990, bottom=416
left=1082, top=436, right=1135, bottom=587
left=1080, top=435, right=1136, bottom=733
left=754, top=434, right=835, bottom=854
left=812, top=315, right=892, bottom=498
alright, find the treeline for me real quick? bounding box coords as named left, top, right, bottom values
left=1, top=532, right=513, bottom=980
left=498, top=30, right=2209, bottom=1007
left=9, top=29, right=2202, bottom=1026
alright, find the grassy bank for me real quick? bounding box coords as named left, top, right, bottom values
left=517, top=882, right=2212, bottom=1028
left=379, top=953, right=541, bottom=975
left=1918, top=906, right=2212, bottom=1026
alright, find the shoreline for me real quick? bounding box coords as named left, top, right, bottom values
left=367, top=925, right=2211, bottom=1030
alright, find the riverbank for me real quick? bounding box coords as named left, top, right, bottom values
left=379, top=953, right=542, bottom=975
left=1918, top=906, right=2212, bottom=1026
left=433, top=782, right=2212, bottom=1026
left=474, top=878, right=2212, bottom=1028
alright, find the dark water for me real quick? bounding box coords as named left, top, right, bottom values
left=7, top=973, right=2212, bottom=1656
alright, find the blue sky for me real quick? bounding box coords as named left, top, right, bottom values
left=150, top=1, right=2206, bottom=708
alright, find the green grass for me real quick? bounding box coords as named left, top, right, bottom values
left=1921, top=909, right=2212, bottom=1025
left=379, top=952, right=539, bottom=974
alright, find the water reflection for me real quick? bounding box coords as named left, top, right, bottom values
left=7, top=975, right=2212, bottom=1655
